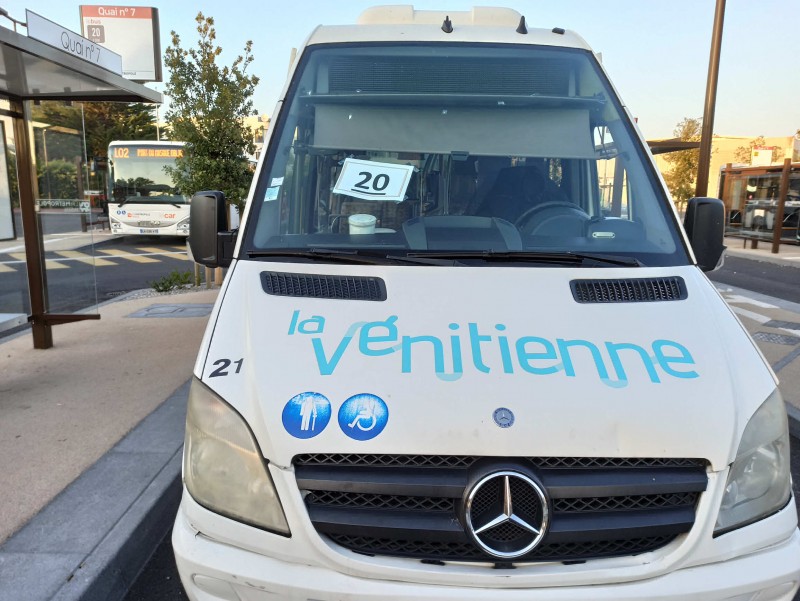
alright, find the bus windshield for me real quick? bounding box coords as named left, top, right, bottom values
left=109, top=143, right=187, bottom=205
left=246, top=44, right=688, bottom=267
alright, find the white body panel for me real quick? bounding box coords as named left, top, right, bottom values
left=198, top=263, right=767, bottom=469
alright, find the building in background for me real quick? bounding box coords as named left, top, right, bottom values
left=653, top=134, right=795, bottom=199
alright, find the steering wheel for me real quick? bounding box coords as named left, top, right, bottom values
left=515, top=201, right=590, bottom=235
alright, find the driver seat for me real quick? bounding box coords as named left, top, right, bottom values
left=474, top=166, right=548, bottom=222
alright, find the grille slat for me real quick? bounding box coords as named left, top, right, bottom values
left=328, top=534, right=674, bottom=562
left=295, top=454, right=707, bottom=563
left=295, top=454, right=703, bottom=470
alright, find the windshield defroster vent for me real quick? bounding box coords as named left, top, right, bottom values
left=571, top=277, right=687, bottom=303
left=261, top=272, right=387, bottom=301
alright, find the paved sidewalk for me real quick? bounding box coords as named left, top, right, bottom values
left=1, top=235, right=800, bottom=600
left=722, top=236, right=800, bottom=267
left=0, top=287, right=218, bottom=600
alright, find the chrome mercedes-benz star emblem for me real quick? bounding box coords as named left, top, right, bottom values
left=464, top=470, right=549, bottom=559
left=493, top=407, right=514, bottom=428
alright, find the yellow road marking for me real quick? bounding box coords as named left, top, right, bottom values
left=0, top=263, right=16, bottom=273
left=8, top=252, right=67, bottom=270
left=138, top=247, right=190, bottom=260
left=98, top=248, right=159, bottom=263
left=54, top=250, right=117, bottom=267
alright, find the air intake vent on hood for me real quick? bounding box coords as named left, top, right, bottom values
left=571, top=277, right=687, bottom=303
left=261, top=272, right=387, bottom=301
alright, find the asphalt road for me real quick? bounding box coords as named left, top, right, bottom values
left=709, top=255, right=800, bottom=304
left=0, top=235, right=195, bottom=318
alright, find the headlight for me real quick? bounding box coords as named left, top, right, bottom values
left=184, top=378, right=290, bottom=534
left=714, top=388, right=791, bottom=535
left=177, top=217, right=190, bottom=230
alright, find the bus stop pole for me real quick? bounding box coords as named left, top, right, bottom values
left=11, top=99, right=53, bottom=348
left=771, top=158, right=792, bottom=254
left=695, top=0, right=726, bottom=198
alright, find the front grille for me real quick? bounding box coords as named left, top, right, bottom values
left=295, top=454, right=707, bottom=564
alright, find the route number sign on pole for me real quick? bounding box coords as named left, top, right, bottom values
left=79, top=6, right=162, bottom=82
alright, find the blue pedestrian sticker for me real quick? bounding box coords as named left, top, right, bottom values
left=282, top=392, right=331, bottom=439
left=339, top=393, right=389, bottom=441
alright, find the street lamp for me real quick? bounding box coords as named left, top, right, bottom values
left=695, top=0, right=726, bottom=198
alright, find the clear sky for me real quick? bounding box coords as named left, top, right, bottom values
left=4, top=0, right=799, bottom=140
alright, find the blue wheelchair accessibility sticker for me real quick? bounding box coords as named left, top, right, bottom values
left=282, top=392, right=331, bottom=439
left=338, top=393, right=389, bottom=441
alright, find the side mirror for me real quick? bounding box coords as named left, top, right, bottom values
left=189, top=191, right=234, bottom=268
left=684, top=197, right=725, bottom=272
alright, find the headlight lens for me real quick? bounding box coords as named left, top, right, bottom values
left=714, top=388, right=791, bottom=535
left=184, top=378, right=290, bottom=534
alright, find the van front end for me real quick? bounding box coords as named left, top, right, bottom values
left=174, top=7, right=800, bottom=600
left=172, top=261, right=799, bottom=601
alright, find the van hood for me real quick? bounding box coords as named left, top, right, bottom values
left=200, top=261, right=775, bottom=470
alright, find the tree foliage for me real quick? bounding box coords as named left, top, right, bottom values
left=37, top=160, right=78, bottom=199
left=733, top=136, right=783, bottom=165
left=662, top=117, right=702, bottom=210
left=163, top=13, right=259, bottom=213
left=31, top=101, right=157, bottom=159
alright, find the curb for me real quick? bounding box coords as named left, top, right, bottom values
left=788, top=404, right=800, bottom=441
left=0, top=381, right=189, bottom=601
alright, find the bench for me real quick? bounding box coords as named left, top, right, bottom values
left=81, top=214, right=110, bottom=231
left=742, top=236, right=760, bottom=249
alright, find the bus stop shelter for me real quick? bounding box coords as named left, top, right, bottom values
left=0, top=21, right=161, bottom=348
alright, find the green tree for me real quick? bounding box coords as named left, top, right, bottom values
left=733, top=136, right=783, bottom=165
left=163, top=13, right=259, bottom=213
left=794, top=129, right=800, bottom=162
left=662, top=117, right=702, bottom=211
left=37, top=159, right=78, bottom=199
left=32, top=101, right=157, bottom=159
left=7, top=149, right=18, bottom=208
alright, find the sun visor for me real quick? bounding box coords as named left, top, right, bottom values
left=312, top=105, right=594, bottom=158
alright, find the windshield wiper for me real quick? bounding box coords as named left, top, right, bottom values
left=247, top=248, right=463, bottom=266
left=248, top=248, right=392, bottom=265
left=405, top=250, right=642, bottom=267
left=246, top=248, right=639, bottom=267
left=117, top=196, right=183, bottom=209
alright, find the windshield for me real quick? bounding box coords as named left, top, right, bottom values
left=109, top=144, right=187, bottom=204
left=246, top=44, right=688, bottom=266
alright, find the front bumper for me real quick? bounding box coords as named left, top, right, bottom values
left=173, top=496, right=800, bottom=601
